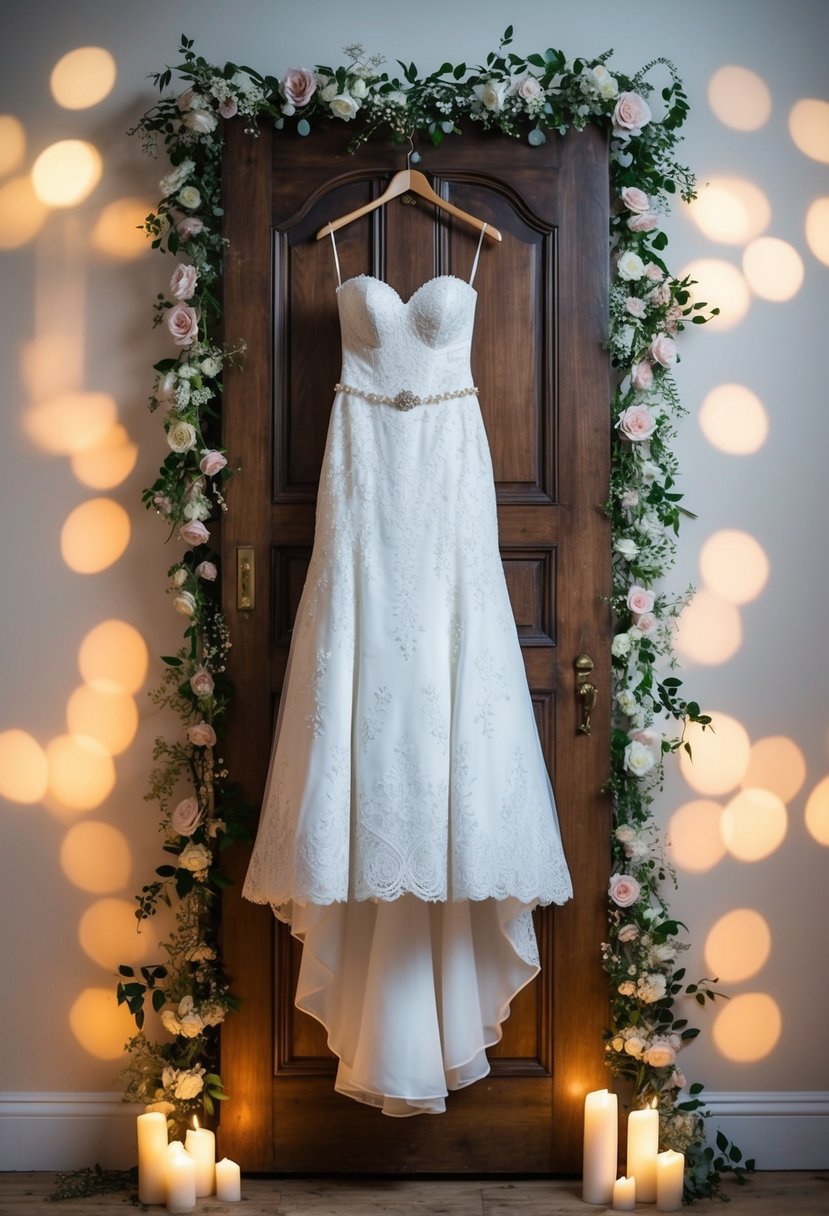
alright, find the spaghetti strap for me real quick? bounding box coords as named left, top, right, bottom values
left=327, top=224, right=342, bottom=288
left=469, top=223, right=487, bottom=286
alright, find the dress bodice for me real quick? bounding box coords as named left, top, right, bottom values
left=336, top=275, right=478, bottom=401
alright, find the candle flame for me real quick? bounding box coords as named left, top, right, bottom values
left=193, top=1116, right=199, bottom=1130
left=649, top=1097, right=657, bottom=1110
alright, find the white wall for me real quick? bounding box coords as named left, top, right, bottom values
left=1, top=0, right=827, bottom=1170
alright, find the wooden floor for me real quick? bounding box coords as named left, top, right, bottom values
left=1, top=1172, right=827, bottom=1215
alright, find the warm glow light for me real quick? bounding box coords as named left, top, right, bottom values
left=0, top=115, right=26, bottom=176
left=698, top=384, right=769, bottom=455
left=60, top=821, right=132, bottom=892
left=69, top=987, right=134, bottom=1060
left=721, top=787, right=787, bottom=862
left=61, top=498, right=131, bottom=573
left=679, top=712, right=751, bottom=796
left=79, top=898, right=149, bottom=969
left=699, top=530, right=769, bottom=605
left=50, top=46, right=117, bottom=110
left=21, top=335, right=84, bottom=401
left=713, top=993, right=781, bottom=1062
left=91, top=196, right=152, bottom=259
left=743, top=736, right=806, bottom=803
left=0, top=730, right=49, bottom=804
left=680, top=259, right=750, bottom=331
left=674, top=589, right=742, bottom=665
left=742, top=237, right=804, bottom=301
left=666, top=799, right=726, bottom=872
left=24, top=390, right=118, bottom=455
left=687, top=177, right=771, bottom=244
left=67, top=684, right=138, bottom=755
left=70, top=423, right=138, bottom=489
left=705, top=908, right=771, bottom=982
left=805, top=197, right=829, bottom=267
left=31, top=139, right=102, bottom=207
left=789, top=99, right=829, bottom=163
left=46, top=733, right=116, bottom=811
left=78, top=620, right=149, bottom=694
left=708, top=66, right=772, bottom=131
left=0, top=174, right=49, bottom=248
left=805, top=776, right=829, bottom=846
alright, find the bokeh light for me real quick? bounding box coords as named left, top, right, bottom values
left=713, top=993, right=782, bottom=1063
left=0, top=729, right=49, bottom=804
left=60, top=498, right=131, bottom=573
left=78, top=620, right=149, bottom=694
left=31, top=139, right=102, bottom=207
left=24, top=390, right=118, bottom=455
left=91, top=197, right=152, bottom=259
left=66, top=683, right=138, bottom=755
left=20, top=335, right=84, bottom=402
left=742, top=736, right=806, bottom=804
left=69, top=987, right=134, bottom=1060
left=805, top=197, right=829, bottom=267
left=805, top=776, right=829, bottom=846
left=667, top=799, right=726, bottom=873
left=721, top=787, right=788, bottom=862
left=679, top=259, right=751, bottom=332
left=699, top=530, right=769, bottom=605
left=79, top=898, right=148, bottom=970
left=687, top=176, right=771, bottom=244
left=705, top=908, right=771, bottom=982
left=70, top=423, right=138, bottom=489
left=0, top=115, right=26, bottom=176
left=0, top=175, right=49, bottom=248
left=50, top=47, right=117, bottom=110
left=60, top=821, right=132, bottom=892
left=742, top=237, right=804, bottom=301
left=675, top=589, right=742, bottom=665
left=708, top=66, right=772, bottom=131
left=789, top=99, right=829, bottom=163
left=698, top=384, right=769, bottom=455
left=46, top=733, right=116, bottom=811
left=679, top=712, right=751, bottom=796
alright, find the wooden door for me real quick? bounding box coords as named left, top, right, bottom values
left=219, top=118, right=611, bottom=1174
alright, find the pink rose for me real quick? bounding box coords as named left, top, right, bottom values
left=631, top=360, right=653, bottom=391
left=612, top=91, right=652, bottom=137
left=670, top=1070, right=687, bottom=1089
left=183, top=108, right=218, bottom=135
left=281, top=67, right=316, bottom=108
left=170, top=263, right=198, bottom=301
left=153, top=493, right=174, bottom=516
left=665, top=304, right=683, bottom=334
left=199, top=449, right=227, bottom=477
left=609, top=873, right=641, bottom=907
left=627, top=212, right=660, bottom=233
left=649, top=334, right=677, bottom=368
left=620, top=186, right=650, bottom=213
left=179, top=520, right=210, bottom=546
left=618, top=404, right=656, bottom=442
left=190, top=668, right=215, bottom=698
left=625, top=296, right=647, bottom=319
left=627, top=585, right=655, bottom=615
left=635, top=611, right=657, bottom=633
left=177, top=87, right=199, bottom=112
left=188, top=721, right=217, bottom=748
left=644, top=262, right=664, bottom=282
left=218, top=96, right=238, bottom=119
left=177, top=216, right=205, bottom=241
left=514, top=75, right=542, bottom=102
left=620, top=488, right=639, bottom=509
left=630, top=728, right=662, bottom=757
left=167, top=302, right=199, bottom=347
left=195, top=560, right=217, bottom=581
left=617, top=923, right=639, bottom=942
left=171, top=796, right=203, bottom=836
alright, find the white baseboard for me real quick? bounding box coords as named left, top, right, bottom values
left=0, top=1089, right=827, bottom=1172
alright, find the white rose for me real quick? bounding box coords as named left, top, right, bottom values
left=178, top=1009, right=205, bottom=1038
left=183, top=496, right=211, bottom=522
left=616, top=690, right=638, bottom=716
left=159, top=158, right=195, bottom=198
left=160, top=1010, right=182, bottom=1035
left=183, top=108, right=218, bottom=134
left=167, top=420, right=197, bottom=453
left=172, top=567, right=188, bottom=588
left=639, top=460, right=662, bottom=485
left=161, top=1066, right=177, bottom=1089
left=617, top=250, right=646, bottom=281
left=173, top=591, right=197, bottom=617
left=177, top=361, right=199, bottom=379
left=386, top=90, right=408, bottom=107
left=179, top=841, right=212, bottom=873
left=201, top=356, right=221, bottom=377
left=637, top=973, right=668, bottom=1003
left=178, top=186, right=202, bottom=210
left=614, top=537, right=639, bottom=559
left=611, top=633, right=633, bottom=658
left=477, top=79, right=508, bottom=112
left=615, top=824, right=636, bottom=844
left=513, top=75, right=542, bottom=102
left=157, top=370, right=178, bottom=401
left=330, top=93, right=359, bottom=120
left=174, top=1069, right=205, bottom=1100
left=321, top=82, right=337, bottom=102
left=624, top=739, right=657, bottom=777
left=350, top=77, right=368, bottom=99
left=623, top=1035, right=646, bottom=1058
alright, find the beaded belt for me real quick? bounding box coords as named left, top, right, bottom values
left=335, top=382, right=478, bottom=411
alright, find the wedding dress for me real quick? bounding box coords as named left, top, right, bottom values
left=242, top=225, right=573, bottom=1115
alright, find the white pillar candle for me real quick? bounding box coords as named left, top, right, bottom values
left=582, top=1088, right=618, bottom=1204
left=612, top=1175, right=636, bottom=1211
left=185, top=1120, right=215, bottom=1196
left=165, top=1141, right=196, bottom=1213
left=215, top=1156, right=242, bottom=1202
left=656, top=1149, right=685, bottom=1211
left=627, top=1105, right=660, bottom=1203
left=137, top=1111, right=167, bottom=1204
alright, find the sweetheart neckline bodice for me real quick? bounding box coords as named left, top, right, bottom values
left=336, top=274, right=478, bottom=306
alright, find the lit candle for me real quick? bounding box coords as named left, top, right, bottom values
left=215, top=1156, right=242, bottom=1202
left=185, top=1117, right=215, bottom=1196
left=612, top=1175, right=636, bottom=1210
left=137, top=1110, right=167, bottom=1204
left=627, top=1104, right=660, bottom=1203
left=165, top=1141, right=196, bottom=1213
left=582, top=1088, right=618, bottom=1204
left=656, top=1149, right=685, bottom=1211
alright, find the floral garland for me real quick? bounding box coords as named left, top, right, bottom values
left=125, top=29, right=752, bottom=1198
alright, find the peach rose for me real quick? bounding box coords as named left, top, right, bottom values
left=195, top=560, right=217, bottom=581
left=190, top=668, right=215, bottom=698
left=623, top=1035, right=646, bottom=1058
left=167, top=302, right=199, bottom=347
left=609, top=873, right=641, bottom=907
left=627, top=585, right=655, bottom=615
left=620, top=186, right=650, bottom=213
left=170, top=264, right=198, bottom=301
left=612, top=91, right=652, bottom=137
left=649, top=334, right=677, bottom=367
left=281, top=67, right=316, bottom=108
left=179, top=520, right=210, bottom=546
left=644, top=1040, right=677, bottom=1068
left=188, top=721, right=217, bottom=747
left=618, top=404, right=656, bottom=441
left=631, top=360, right=653, bottom=391
left=199, top=449, right=227, bottom=477
left=171, top=796, right=203, bottom=836
left=173, top=591, right=196, bottom=617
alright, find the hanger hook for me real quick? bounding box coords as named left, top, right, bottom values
left=406, top=133, right=414, bottom=170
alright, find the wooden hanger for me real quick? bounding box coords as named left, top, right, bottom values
left=315, top=139, right=502, bottom=242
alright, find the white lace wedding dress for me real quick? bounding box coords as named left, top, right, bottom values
left=242, top=227, right=573, bottom=1115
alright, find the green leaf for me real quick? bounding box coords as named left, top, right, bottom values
left=716, top=1130, right=728, bottom=1152
left=118, top=965, right=135, bottom=977
left=152, top=988, right=166, bottom=1012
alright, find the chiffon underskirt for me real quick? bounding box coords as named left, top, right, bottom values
left=280, top=894, right=539, bottom=1116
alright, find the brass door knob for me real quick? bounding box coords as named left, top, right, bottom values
left=574, top=652, right=597, bottom=736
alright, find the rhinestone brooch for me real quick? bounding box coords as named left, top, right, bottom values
left=334, top=383, right=479, bottom=410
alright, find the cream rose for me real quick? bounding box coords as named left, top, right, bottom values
left=330, top=94, right=359, bottom=120
left=609, top=873, right=641, bottom=907
left=172, top=567, right=188, bottom=588
left=612, top=91, right=652, bottom=137
left=167, top=302, right=199, bottom=347
left=183, top=108, right=218, bottom=135
left=620, top=186, right=650, bottom=213
left=350, top=77, right=368, bottom=100
left=618, top=980, right=636, bottom=997
left=649, top=334, right=678, bottom=367
left=617, top=923, right=639, bottom=943
left=614, top=537, right=639, bottom=560
left=178, top=186, right=202, bottom=212
left=637, top=973, right=668, bottom=1004
left=190, top=668, right=215, bottom=698
left=624, top=739, right=657, bottom=777
left=611, top=633, right=633, bottom=658
left=160, top=1009, right=182, bottom=1035
left=174, top=1069, right=205, bottom=1100
left=173, top=591, right=197, bottom=617
left=644, top=1042, right=676, bottom=1069
left=199, top=449, right=227, bottom=477
left=166, top=419, right=197, bottom=453
left=188, top=721, right=217, bottom=747
left=177, top=88, right=200, bottom=112
left=196, top=560, right=217, bottom=581
left=281, top=67, right=316, bottom=107
left=618, top=404, right=656, bottom=441
left=475, top=79, right=508, bottom=112
left=159, top=158, right=195, bottom=198
left=627, top=585, right=655, bottom=615
left=171, top=796, right=203, bottom=836
left=616, top=689, right=638, bottom=716
left=179, top=520, right=210, bottom=546
left=616, top=250, right=646, bottom=281
left=623, top=1035, right=646, bottom=1058
left=179, top=841, right=212, bottom=873
left=178, top=1009, right=205, bottom=1038
left=615, top=824, right=636, bottom=844
left=200, top=355, right=221, bottom=377
left=170, top=263, right=198, bottom=301
left=513, top=74, right=542, bottom=102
